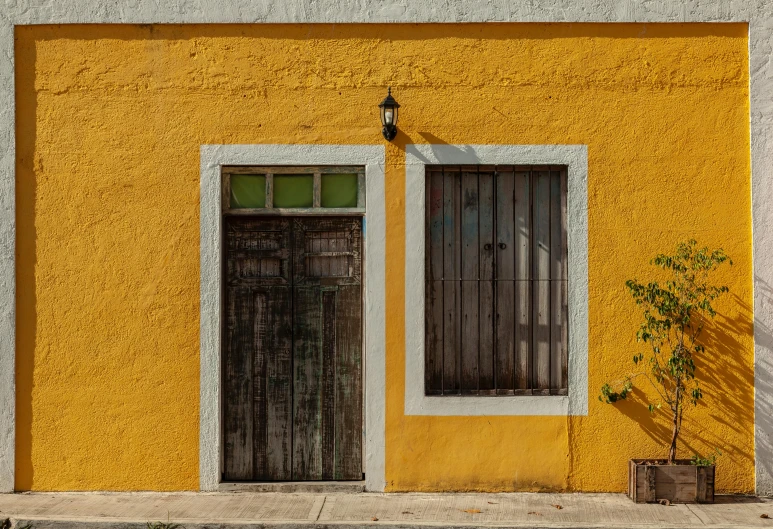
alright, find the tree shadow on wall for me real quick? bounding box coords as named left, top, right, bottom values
left=611, top=293, right=755, bottom=469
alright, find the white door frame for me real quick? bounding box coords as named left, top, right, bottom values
left=199, top=144, right=386, bottom=491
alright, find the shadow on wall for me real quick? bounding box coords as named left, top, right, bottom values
left=15, top=26, right=38, bottom=490
left=611, top=293, right=754, bottom=469
left=15, top=22, right=747, bottom=45
left=753, top=277, right=773, bottom=492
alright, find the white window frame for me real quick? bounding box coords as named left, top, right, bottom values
left=404, top=144, right=588, bottom=416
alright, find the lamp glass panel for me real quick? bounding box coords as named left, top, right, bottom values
left=322, top=173, right=359, bottom=208
left=273, top=174, right=314, bottom=207
left=230, top=174, right=266, bottom=208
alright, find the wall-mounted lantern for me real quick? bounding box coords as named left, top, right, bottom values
left=379, top=87, right=400, bottom=141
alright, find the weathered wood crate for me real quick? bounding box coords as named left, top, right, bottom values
left=628, top=459, right=715, bottom=503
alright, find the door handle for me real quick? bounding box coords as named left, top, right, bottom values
left=498, top=242, right=507, bottom=250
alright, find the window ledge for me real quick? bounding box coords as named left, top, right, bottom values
left=406, top=393, right=573, bottom=416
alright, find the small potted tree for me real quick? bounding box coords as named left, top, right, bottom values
left=600, top=240, right=731, bottom=504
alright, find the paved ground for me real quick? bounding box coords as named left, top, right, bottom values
left=1, top=492, right=772, bottom=528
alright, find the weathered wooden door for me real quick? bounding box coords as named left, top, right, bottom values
left=223, top=216, right=363, bottom=481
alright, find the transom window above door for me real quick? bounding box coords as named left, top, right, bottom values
left=222, top=166, right=365, bottom=214
left=425, top=165, right=568, bottom=397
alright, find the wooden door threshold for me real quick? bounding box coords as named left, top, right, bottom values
left=218, top=481, right=365, bottom=493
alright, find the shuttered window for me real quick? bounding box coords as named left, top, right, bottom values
left=425, top=165, right=568, bottom=396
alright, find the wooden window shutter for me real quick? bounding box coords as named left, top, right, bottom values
left=425, top=165, right=568, bottom=396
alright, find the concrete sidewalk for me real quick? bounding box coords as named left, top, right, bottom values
left=1, top=491, right=772, bottom=529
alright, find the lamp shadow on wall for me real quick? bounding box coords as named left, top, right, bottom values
left=612, top=293, right=755, bottom=468
left=15, top=27, right=38, bottom=490
left=412, top=132, right=480, bottom=164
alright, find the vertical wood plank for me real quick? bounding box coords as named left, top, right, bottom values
left=224, top=286, right=254, bottom=480
left=550, top=170, right=567, bottom=391
left=443, top=168, right=461, bottom=393
left=645, top=466, right=657, bottom=502
left=323, top=232, right=332, bottom=277
left=253, top=290, right=269, bottom=479
left=320, top=289, right=336, bottom=480
left=478, top=169, right=495, bottom=392
left=329, top=232, right=340, bottom=276
left=496, top=168, right=516, bottom=281
left=293, top=286, right=322, bottom=480
left=265, top=174, right=273, bottom=208
left=426, top=171, right=444, bottom=393
left=265, top=286, right=293, bottom=480
left=427, top=281, right=444, bottom=395
left=495, top=168, right=515, bottom=392
left=696, top=466, right=708, bottom=503
left=514, top=169, right=531, bottom=389
left=307, top=233, right=320, bottom=277
left=357, top=172, right=366, bottom=208
left=461, top=169, right=479, bottom=393
left=313, top=172, right=321, bottom=208
left=533, top=169, right=551, bottom=391
left=334, top=285, right=363, bottom=479
left=223, top=173, right=232, bottom=211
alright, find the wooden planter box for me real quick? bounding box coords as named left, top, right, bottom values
left=628, top=459, right=715, bottom=504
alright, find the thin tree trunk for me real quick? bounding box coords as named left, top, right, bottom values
left=668, top=386, right=681, bottom=464
left=669, top=409, right=679, bottom=464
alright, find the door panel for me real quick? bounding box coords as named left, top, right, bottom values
left=224, top=218, right=293, bottom=481
left=223, top=216, right=362, bottom=482
left=223, top=285, right=254, bottom=480
left=293, top=218, right=362, bottom=287
left=292, top=218, right=363, bottom=480
left=332, top=284, right=363, bottom=479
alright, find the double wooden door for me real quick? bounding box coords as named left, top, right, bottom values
left=223, top=216, right=363, bottom=481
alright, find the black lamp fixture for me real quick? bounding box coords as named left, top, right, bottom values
left=379, top=87, right=400, bottom=141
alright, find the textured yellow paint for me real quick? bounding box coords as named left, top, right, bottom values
left=15, top=23, right=751, bottom=492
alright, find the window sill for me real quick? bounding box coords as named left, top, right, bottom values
left=405, top=393, right=575, bottom=416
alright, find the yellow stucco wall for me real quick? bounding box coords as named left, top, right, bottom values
left=15, top=23, right=752, bottom=492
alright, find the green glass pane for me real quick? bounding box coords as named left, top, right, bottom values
left=321, top=173, right=359, bottom=208
left=230, top=174, right=266, bottom=208
left=273, top=174, right=313, bottom=208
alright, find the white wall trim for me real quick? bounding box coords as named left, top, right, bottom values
left=1, top=0, right=771, bottom=495
left=404, top=145, right=588, bottom=416
left=199, top=144, right=386, bottom=491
